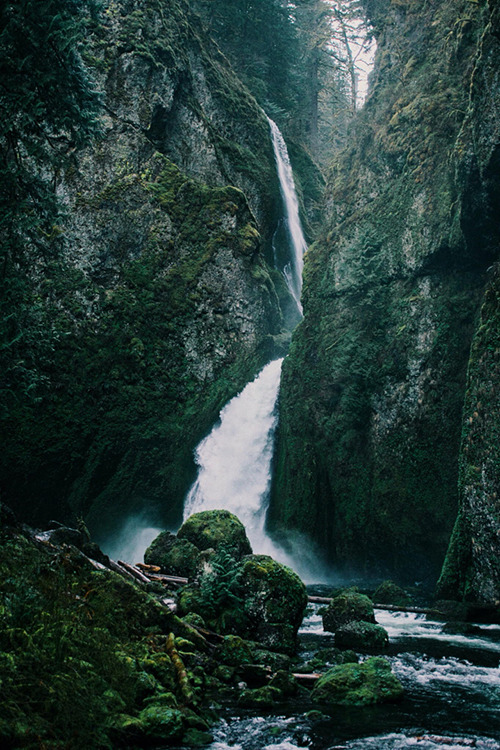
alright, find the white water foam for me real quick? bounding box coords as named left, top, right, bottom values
left=184, top=359, right=284, bottom=555
left=375, top=610, right=500, bottom=652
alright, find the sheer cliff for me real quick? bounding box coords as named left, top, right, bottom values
left=0, top=0, right=291, bottom=536
left=270, top=0, right=500, bottom=592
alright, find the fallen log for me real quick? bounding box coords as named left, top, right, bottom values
left=144, top=572, right=189, bottom=585
left=117, top=560, right=152, bottom=584
left=373, top=603, right=439, bottom=615
left=307, top=596, right=438, bottom=616
left=136, top=562, right=161, bottom=573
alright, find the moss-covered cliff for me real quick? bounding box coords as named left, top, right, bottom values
left=0, top=0, right=291, bottom=537
left=437, top=0, right=500, bottom=606
left=270, top=0, right=500, bottom=587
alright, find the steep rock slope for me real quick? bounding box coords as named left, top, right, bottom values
left=0, top=0, right=289, bottom=536
left=270, top=0, right=500, bottom=585
left=437, top=0, right=500, bottom=606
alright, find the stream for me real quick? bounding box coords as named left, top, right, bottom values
left=200, top=602, right=500, bottom=750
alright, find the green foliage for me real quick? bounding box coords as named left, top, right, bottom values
left=0, top=527, right=221, bottom=748
left=198, top=547, right=245, bottom=618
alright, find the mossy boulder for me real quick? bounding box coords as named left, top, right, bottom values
left=136, top=704, right=184, bottom=741
left=177, top=511, right=252, bottom=560
left=240, top=554, right=308, bottom=654
left=372, top=580, right=412, bottom=607
left=311, top=657, right=403, bottom=706
left=268, top=669, right=298, bottom=696
left=322, top=591, right=375, bottom=633
left=144, top=531, right=200, bottom=578
left=334, top=622, right=389, bottom=652
left=215, top=635, right=253, bottom=667
left=237, top=685, right=283, bottom=708
left=182, top=728, right=214, bottom=747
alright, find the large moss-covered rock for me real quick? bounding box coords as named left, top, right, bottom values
left=240, top=554, right=308, bottom=654
left=372, top=580, right=412, bottom=607
left=311, top=657, right=403, bottom=706
left=177, top=510, right=252, bottom=559
left=322, top=591, right=375, bottom=633
left=136, top=705, right=184, bottom=742
left=334, top=622, right=389, bottom=652
left=144, top=531, right=200, bottom=579
left=269, top=0, right=500, bottom=585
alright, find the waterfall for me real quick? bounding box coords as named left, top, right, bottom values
left=267, top=116, right=307, bottom=313
left=181, top=119, right=320, bottom=576
left=184, top=358, right=282, bottom=553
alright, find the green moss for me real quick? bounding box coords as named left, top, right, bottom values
left=322, top=591, right=375, bottom=633
left=0, top=527, right=211, bottom=749
left=311, top=657, right=403, bottom=706
left=177, top=510, right=252, bottom=559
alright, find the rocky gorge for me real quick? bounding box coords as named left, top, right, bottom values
left=1, top=0, right=500, bottom=745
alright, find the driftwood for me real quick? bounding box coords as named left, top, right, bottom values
left=307, top=596, right=437, bottom=616
left=136, top=562, right=161, bottom=573
left=118, top=559, right=152, bottom=584
left=144, top=572, right=189, bottom=585
left=373, top=603, right=438, bottom=615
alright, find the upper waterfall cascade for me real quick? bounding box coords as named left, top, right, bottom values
left=268, top=116, right=307, bottom=313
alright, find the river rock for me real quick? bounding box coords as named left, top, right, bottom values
left=215, top=635, right=253, bottom=667
left=334, top=621, right=389, bottom=652
left=372, top=580, right=412, bottom=607
left=177, top=510, right=252, bottom=560
left=240, top=554, right=308, bottom=654
left=136, top=705, right=184, bottom=741
left=322, top=590, right=375, bottom=633
left=144, top=531, right=200, bottom=578
left=311, top=657, right=403, bottom=706
left=237, top=685, right=283, bottom=708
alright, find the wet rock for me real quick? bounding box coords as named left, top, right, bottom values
left=239, top=664, right=273, bottom=686
left=372, top=580, right=412, bottom=607
left=178, top=510, right=252, bottom=560
left=182, top=728, right=214, bottom=747
left=322, top=590, right=375, bottom=633
left=215, top=635, right=253, bottom=667
left=441, top=622, right=482, bottom=635
left=136, top=704, right=184, bottom=741
left=311, top=657, right=403, bottom=706
left=240, top=554, right=308, bottom=654
left=334, top=621, right=389, bottom=652
left=268, top=670, right=298, bottom=696
left=145, top=531, right=200, bottom=578
left=237, top=685, right=283, bottom=708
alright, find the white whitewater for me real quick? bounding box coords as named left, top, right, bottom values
left=268, top=116, right=307, bottom=313
left=183, top=358, right=284, bottom=555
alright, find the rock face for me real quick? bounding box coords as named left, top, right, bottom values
left=269, top=0, right=500, bottom=588
left=0, top=0, right=291, bottom=534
